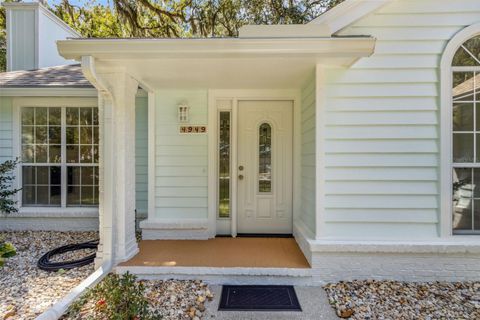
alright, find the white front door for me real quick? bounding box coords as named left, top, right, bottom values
left=237, top=100, right=293, bottom=234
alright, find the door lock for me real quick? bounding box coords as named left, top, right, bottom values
left=239, top=165, right=244, bottom=171
left=238, top=174, right=244, bottom=180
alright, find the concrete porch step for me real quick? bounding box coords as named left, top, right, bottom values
left=115, top=265, right=314, bottom=285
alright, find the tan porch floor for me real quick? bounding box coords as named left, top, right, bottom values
left=120, top=237, right=310, bottom=269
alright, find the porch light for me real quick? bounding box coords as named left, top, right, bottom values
left=178, top=102, right=190, bottom=123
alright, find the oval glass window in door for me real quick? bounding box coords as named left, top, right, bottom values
left=258, top=123, right=272, bottom=193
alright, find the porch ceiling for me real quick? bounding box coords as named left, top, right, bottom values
left=57, top=37, right=375, bottom=89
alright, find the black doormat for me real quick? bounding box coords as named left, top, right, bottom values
left=219, top=285, right=302, bottom=311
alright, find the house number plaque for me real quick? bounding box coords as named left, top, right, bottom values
left=179, top=125, right=207, bottom=134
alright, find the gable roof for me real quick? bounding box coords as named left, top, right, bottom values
left=0, top=64, right=92, bottom=88
left=309, top=0, right=394, bottom=35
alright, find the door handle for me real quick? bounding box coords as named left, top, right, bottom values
left=238, top=174, right=244, bottom=180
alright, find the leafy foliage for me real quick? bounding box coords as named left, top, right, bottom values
left=65, top=272, right=161, bottom=320
left=0, top=159, right=20, bottom=215
left=0, top=239, right=16, bottom=267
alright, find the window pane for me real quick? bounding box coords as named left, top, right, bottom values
left=453, top=168, right=473, bottom=231
left=80, top=146, right=93, bottom=163
left=68, top=167, right=81, bottom=185
left=22, top=126, right=34, bottom=144
left=93, top=146, right=99, bottom=163
left=22, top=107, right=34, bottom=125
left=50, top=166, right=61, bottom=185
left=259, top=123, right=272, bottom=193
left=81, top=167, right=94, bottom=185
left=218, top=111, right=230, bottom=218
left=22, top=145, right=34, bottom=163
left=81, top=186, right=94, bottom=205
left=453, top=133, right=474, bottom=163
left=22, top=186, right=35, bottom=204
left=35, top=108, right=47, bottom=125
left=80, top=127, right=93, bottom=144
left=22, top=166, right=35, bottom=185
left=50, top=186, right=61, bottom=205
left=67, top=146, right=79, bottom=163
left=36, top=186, right=49, bottom=205
left=37, top=166, right=49, bottom=185
left=453, top=45, right=480, bottom=67
left=452, top=72, right=475, bottom=101
left=49, top=145, right=61, bottom=163
left=35, top=145, right=48, bottom=163
left=66, top=108, right=79, bottom=125
left=67, top=186, right=81, bottom=205
left=48, top=127, right=61, bottom=144
left=453, top=103, right=473, bottom=131
left=462, top=36, right=480, bottom=65
left=35, top=126, right=47, bottom=144
left=49, top=108, right=61, bottom=126
left=80, top=108, right=93, bottom=125
left=67, top=166, right=99, bottom=206
left=22, top=166, right=61, bottom=206
left=66, top=127, right=79, bottom=144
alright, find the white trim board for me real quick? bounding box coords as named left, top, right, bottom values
left=440, top=23, right=480, bottom=239
left=208, top=89, right=301, bottom=238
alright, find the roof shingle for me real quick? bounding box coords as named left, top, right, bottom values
left=0, top=64, right=93, bottom=88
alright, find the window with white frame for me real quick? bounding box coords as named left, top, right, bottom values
left=451, top=35, right=480, bottom=234
left=21, top=106, right=99, bottom=207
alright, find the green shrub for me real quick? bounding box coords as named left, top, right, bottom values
left=66, top=272, right=161, bottom=320
left=0, top=240, right=16, bottom=267
left=0, top=159, right=21, bottom=215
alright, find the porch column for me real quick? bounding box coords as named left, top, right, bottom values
left=98, top=71, right=139, bottom=263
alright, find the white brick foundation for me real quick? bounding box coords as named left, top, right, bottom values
left=294, top=222, right=480, bottom=283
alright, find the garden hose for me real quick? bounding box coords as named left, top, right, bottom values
left=37, top=239, right=99, bottom=272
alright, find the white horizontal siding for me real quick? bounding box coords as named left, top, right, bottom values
left=0, top=98, right=13, bottom=162
left=154, top=90, right=208, bottom=220
left=323, top=0, right=480, bottom=239
left=299, top=74, right=316, bottom=236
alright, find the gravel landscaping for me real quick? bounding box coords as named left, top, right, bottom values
left=0, top=231, right=97, bottom=320
left=62, top=278, right=213, bottom=320
left=324, top=280, right=480, bottom=319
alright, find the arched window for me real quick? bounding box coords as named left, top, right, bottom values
left=450, top=35, right=480, bottom=234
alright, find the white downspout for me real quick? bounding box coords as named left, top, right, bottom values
left=36, top=56, right=114, bottom=320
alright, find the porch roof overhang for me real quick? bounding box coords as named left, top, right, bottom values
left=57, top=37, right=376, bottom=89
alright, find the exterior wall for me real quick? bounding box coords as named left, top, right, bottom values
left=5, top=3, right=78, bottom=71
left=37, top=7, right=78, bottom=68
left=153, top=90, right=208, bottom=220
left=7, top=9, right=36, bottom=71
left=300, top=74, right=316, bottom=237
left=0, top=94, right=148, bottom=231
left=311, top=251, right=480, bottom=283
left=0, top=97, right=13, bottom=162
left=321, top=0, right=480, bottom=240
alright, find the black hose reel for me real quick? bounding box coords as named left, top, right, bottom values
left=37, top=239, right=99, bottom=272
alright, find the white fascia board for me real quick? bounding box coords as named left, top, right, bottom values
left=57, top=37, right=376, bottom=60
left=238, top=24, right=331, bottom=38
left=3, top=1, right=81, bottom=38
left=0, top=87, right=147, bottom=97
left=310, top=0, right=394, bottom=35
left=0, top=87, right=97, bottom=97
